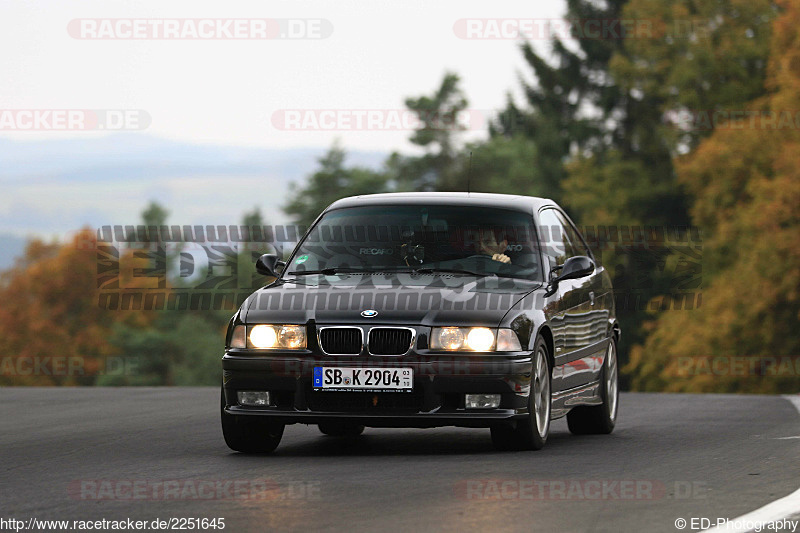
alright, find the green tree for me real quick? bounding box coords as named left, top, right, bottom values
left=449, top=135, right=545, bottom=196
left=487, top=1, right=686, bottom=370
left=100, top=203, right=231, bottom=386
left=241, top=206, right=264, bottom=229
left=557, top=0, right=775, bottom=371
left=491, top=0, right=631, bottom=201
left=386, top=72, right=469, bottom=192
left=611, top=0, right=777, bottom=153
left=142, top=201, right=169, bottom=229
left=283, top=142, right=389, bottom=227
left=238, top=206, right=272, bottom=292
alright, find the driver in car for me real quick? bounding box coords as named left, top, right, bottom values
left=478, top=228, right=511, bottom=264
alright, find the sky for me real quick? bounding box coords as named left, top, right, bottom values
left=0, top=0, right=566, bottom=153
left=0, top=0, right=570, bottom=255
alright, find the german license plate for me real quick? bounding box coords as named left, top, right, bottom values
left=313, top=367, right=413, bottom=392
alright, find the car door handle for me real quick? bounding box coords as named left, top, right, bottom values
left=589, top=291, right=595, bottom=306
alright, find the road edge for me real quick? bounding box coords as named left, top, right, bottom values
left=702, top=395, right=800, bottom=533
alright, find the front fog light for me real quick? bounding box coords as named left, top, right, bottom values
left=465, top=394, right=501, bottom=409
left=237, top=391, right=270, bottom=406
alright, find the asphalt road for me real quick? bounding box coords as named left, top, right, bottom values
left=2, top=388, right=799, bottom=533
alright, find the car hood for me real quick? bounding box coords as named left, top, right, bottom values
left=243, top=273, right=541, bottom=327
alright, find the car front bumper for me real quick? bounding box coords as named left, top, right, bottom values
left=222, top=351, right=533, bottom=428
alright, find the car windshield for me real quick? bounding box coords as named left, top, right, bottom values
left=285, top=204, right=541, bottom=280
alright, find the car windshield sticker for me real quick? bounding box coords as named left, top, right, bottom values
left=295, top=255, right=309, bottom=264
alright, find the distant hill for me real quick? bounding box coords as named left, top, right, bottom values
left=0, top=134, right=386, bottom=269
left=0, top=135, right=386, bottom=184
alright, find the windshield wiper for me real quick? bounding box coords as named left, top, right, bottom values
left=286, top=266, right=496, bottom=278
left=412, top=267, right=488, bottom=276
left=286, top=267, right=376, bottom=276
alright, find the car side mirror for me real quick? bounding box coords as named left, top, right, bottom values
left=545, top=256, right=595, bottom=296
left=255, top=254, right=285, bottom=277
left=557, top=256, right=595, bottom=282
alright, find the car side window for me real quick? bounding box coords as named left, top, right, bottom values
left=554, top=210, right=592, bottom=259
left=538, top=208, right=577, bottom=269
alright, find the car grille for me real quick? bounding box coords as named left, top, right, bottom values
left=307, top=391, right=423, bottom=413
left=368, top=328, right=413, bottom=355
left=319, top=327, right=362, bottom=355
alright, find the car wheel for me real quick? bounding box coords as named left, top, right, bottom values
left=566, top=337, right=618, bottom=435
left=318, top=421, right=365, bottom=437
left=220, top=388, right=284, bottom=453
left=491, top=336, right=551, bottom=451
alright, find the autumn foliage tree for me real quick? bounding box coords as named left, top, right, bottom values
left=625, top=0, right=800, bottom=393
left=0, top=230, right=117, bottom=385
left=0, top=206, right=238, bottom=386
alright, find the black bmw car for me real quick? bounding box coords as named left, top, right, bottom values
left=221, top=192, right=620, bottom=452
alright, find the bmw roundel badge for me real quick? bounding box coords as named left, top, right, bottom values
left=361, top=309, right=378, bottom=318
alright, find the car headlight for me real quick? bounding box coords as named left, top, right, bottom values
left=250, top=325, right=278, bottom=348
left=430, top=327, right=522, bottom=352
left=466, top=328, right=495, bottom=351
left=230, top=324, right=307, bottom=350
left=436, top=327, right=466, bottom=350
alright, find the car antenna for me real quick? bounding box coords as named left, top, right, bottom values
left=467, top=151, right=473, bottom=195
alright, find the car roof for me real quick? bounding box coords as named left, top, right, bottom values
left=326, top=192, right=557, bottom=213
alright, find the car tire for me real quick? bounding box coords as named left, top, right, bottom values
left=220, top=388, right=285, bottom=453
left=566, top=337, right=619, bottom=435
left=318, top=421, right=365, bottom=437
left=490, top=336, right=551, bottom=451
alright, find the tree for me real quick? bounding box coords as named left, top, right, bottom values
left=0, top=231, right=117, bottom=385
left=284, top=73, right=471, bottom=220
left=625, top=0, right=800, bottom=393
left=487, top=1, right=687, bottom=371
left=241, top=206, right=264, bottom=229
left=101, top=203, right=232, bottom=386
left=491, top=0, right=631, bottom=201
left=283, top=142, right=389, bottom=227
left=142, top=201, right=169, bottom=227
left=386, top=72, right=470, bottom=192
left=556, top=0, right=776, bottom=372
left=101, top=303, right=229, bottom=386
left=611, top=0, right=776, bottom=153
left=238, top=206, right=271, bottom=292
left=447, top=135, right=546, bottom=197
